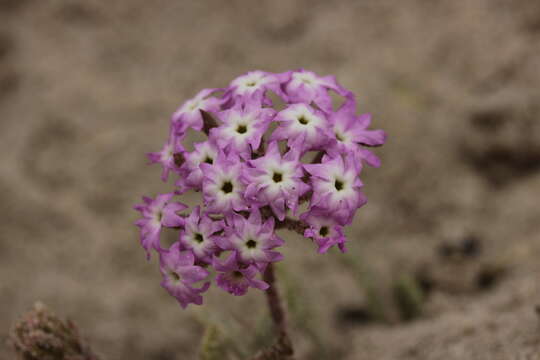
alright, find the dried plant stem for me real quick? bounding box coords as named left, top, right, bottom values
left=264, top=263, right=288, bottom=336
left=252, top=263, right=294, bottom=359
left=251, top=263, right=294, bottom=360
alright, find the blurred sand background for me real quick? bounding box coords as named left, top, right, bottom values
left=1, top=0, right=540, bottom=359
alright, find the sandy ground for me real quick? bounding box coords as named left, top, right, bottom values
left=1, top=1, right=540, bottom=359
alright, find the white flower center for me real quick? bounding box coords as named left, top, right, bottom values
left=294, top=72, right=317, bottom=85
left=335, top=130, right=347, bottom=142
left=191, top=144, right=217, bottom=167
left=283, top=106, right=323, bottom=135
left=258, top=161, right=297, bottom=195
left=234, top=73, right=268, bottom=94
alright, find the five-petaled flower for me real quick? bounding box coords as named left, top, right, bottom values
left=134, top=193, right=187, bottom=258
left=214, top=252, right=269, bottom=296
left=243, top=141, right=309, bottom=220
left=304, top=154, right=367, bottom=225
left=159, top=242, right=210, bottom=308
left=172, top=88, right=222, bottom=134
left=216, top=208, right=284, bottom=266
left=178, top=206, right=223, bottom=264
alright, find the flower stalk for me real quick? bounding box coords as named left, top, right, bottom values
left=251, top=263, right=294, bottom=360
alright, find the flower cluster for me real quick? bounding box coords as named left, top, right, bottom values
left=135, top=69, right=386, bottom=308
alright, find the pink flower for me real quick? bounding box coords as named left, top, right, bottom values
left=304, top=155, right=366, bottom=225
left=243, top=141, right=309, bottom=220
left=225, top=70, right=282, bottom=105
left=213, top=253, right=269, bottom=296
left=172, top=88, right=222, bottom=133
left=210, top=101, right=274, bottom=159
left=201, top=152, right=247, bottom=214
left=326, top=97, right=387, bottom=168
left=147, top=132, right=185, bottom=182
left=216, top=209, right=284, bottom=266
left=270, top=103, right=332, bottom=152
left=176, top=140, right=219, bottom=192
left=283, top=69, right=346, bottom=112
left=159, top=242, right=210, bottom=308
left=134, top=193, right=187, bottom=258
left=179, top=206, right=223, bottom=264
left=302, top=210, right=347, bottom=253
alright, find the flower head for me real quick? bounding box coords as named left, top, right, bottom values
left=136, top=69, right=386, bottom=308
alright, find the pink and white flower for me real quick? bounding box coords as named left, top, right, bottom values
left=176, top=140, right=219, bottom=192
left=210, top=101, right=274, bottom=159
left=134, top=193, right=187, bottom=258
left=243, top=141, right=309, bottom=220
left=326, top=98, right=387, bottom=168
left=179, top=206, right=223, bottom=264
left=304, top=155, right=367, bottom=225
left=172, top=88, right=222, bottom=133
left=213, top=253, right=269, bottom=296
left=270, top=103, right=332, bottom=152
left=147, top=132, right=185, bottom=182
left=284, top=69, right=346, bottom=112
left=302, top=210, right=347, bottom=253
left=201, top=152, right=247, bottom=214
left=226, top=70, right=282, bottom=103
left=159, top=242, right=210, bottom=308
left=136, top=69, right=386, bottom=308
left=216, top=209, right=284, bottom=266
